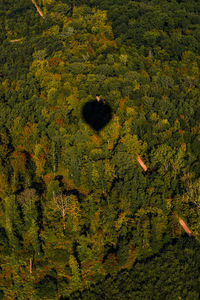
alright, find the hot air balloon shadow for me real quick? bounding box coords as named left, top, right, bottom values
left=82, top=98, right=112, bottom=132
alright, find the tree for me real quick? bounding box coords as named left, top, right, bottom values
left=53, top=194, right=69, bottom=229
left=18, top=189, right=42, bottom=257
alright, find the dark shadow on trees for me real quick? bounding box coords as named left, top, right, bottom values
left=82, top=100, right=112, bottom=132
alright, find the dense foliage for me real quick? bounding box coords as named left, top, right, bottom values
left=0, top=0, right=200, bottom=298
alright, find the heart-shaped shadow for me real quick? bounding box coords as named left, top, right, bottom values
left=82, top=100, right=112, bottom=132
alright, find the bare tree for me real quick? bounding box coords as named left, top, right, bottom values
left=54, top=194, right=69, bottom=229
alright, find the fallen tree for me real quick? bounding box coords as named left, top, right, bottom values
left=9, top=38, right=24, bottom=43
left=31, top=0, right=44, bottom=18
left=137, top=156, right=148, bottom=172
left=178, top=217, right=192, bottom=237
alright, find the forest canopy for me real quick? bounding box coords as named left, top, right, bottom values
left=0, top=0, right=200, bottom=299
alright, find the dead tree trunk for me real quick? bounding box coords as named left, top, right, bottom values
left=31, top=0, right=45, bottom=18
left=178, top=217, right=193, bottom=237
left=30, top=258, right=32, bottom=274
left=137, top=156, right=148, bottom=172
